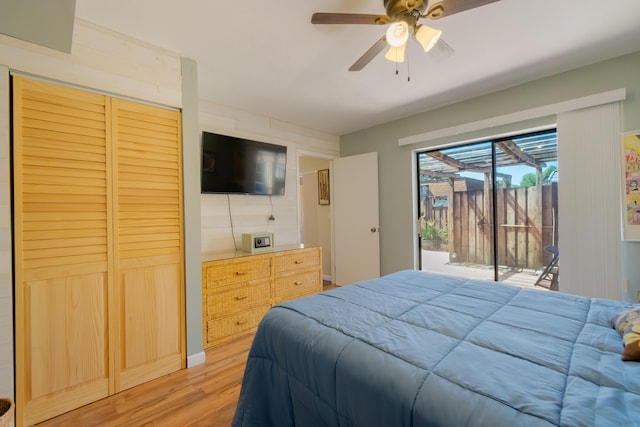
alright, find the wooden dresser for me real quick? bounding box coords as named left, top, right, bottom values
left=202, top=246, right=322, bottom=348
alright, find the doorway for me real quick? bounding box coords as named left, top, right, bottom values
left=299, top=155, right=332, bottom=283
left=417, top=129, right=558, bottom=288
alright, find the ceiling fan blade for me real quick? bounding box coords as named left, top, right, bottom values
left=426, top=0, right=499, bottom=19
left=349, top=36, right=388, bottom=71
left=311, top=13, right=389, bottom=25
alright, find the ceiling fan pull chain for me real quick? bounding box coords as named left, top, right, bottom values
left=407, top=47, right=411, bottom=82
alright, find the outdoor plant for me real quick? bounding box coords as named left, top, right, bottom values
left=422, top=220, right=448, bottom=243
left=437, top=225, right=449, bottom=244
left=422, top=220, right=436, bottom=240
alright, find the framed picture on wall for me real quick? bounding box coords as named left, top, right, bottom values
left=318, top=169, right=330, bottom=205
left=622, top=131, right=640, bottom=241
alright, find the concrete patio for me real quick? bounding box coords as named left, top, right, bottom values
left=421, top=250, right=553, bottom=291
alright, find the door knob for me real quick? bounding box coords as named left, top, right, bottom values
left=371, top=227, right=377, bottom=232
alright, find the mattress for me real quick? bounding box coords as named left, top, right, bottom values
left=232, top=270, right=640, bottom=426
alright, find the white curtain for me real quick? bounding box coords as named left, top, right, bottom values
left=557, top=102, right=622, bottom=299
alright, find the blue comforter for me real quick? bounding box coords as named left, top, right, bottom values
left=232, top=270, right=640, bottom=426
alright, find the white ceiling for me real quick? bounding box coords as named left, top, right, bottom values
left=74, top=0, right=640, bottom=136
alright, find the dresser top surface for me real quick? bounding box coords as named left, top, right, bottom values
left=202, top=244, right=314, bottom=263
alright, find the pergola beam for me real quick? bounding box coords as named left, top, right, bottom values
left=421, top=169, right=512, bottom=180
left=425, top=151, right=512, bottom=180
left=420, top=170, right=460, bottom=179
left=496, top=139, right=545, bottom=169
left=427, top=151, right=468, bottom=170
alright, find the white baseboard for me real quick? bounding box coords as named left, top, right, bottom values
left=323, top=274, right=333, bottom=283
left=187, top=351, right=206, bottom=368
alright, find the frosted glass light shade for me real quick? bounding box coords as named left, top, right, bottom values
left=386, top=21, right=409, bottom=47
left=415, top=25, right=442, bottom=53
left=384, top=44, right=406, bottom=63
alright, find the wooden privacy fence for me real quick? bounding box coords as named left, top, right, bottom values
left=427, top=183, right=558, bottom=270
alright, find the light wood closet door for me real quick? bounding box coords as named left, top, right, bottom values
left=13, top=77, right=185, bottom=425
left=112, top=99, right=185, bottom=391
left=13, top=76, right=112, bottom=426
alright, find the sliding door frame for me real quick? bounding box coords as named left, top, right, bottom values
left=414, top=128, right=557, bottom=283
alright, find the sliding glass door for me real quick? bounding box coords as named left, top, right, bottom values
left=417, top=130, right=558, bottom=287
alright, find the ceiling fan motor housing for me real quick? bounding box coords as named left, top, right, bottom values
left=384, top=0, right=427, bottom=20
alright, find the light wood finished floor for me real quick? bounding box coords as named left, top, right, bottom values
left=37, top=284, right=338, bottom=427
left=37, top=332, right=253, bottom=427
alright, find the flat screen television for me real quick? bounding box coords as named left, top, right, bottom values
left=201, top=131, right=287, bottom=195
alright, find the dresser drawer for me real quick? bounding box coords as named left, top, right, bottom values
left=205, top=257, right=271, bottom=289
left=274, top=248, right=320, bottom=275
left=206, top=305, right=270, bottom=343
left=274, top=269, right=321, bottom=300
left=205, top=279, right=270, bottom=318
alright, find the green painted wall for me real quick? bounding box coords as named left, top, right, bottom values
left=181, top=57, right=203, bottom=360
left=341, top=51, right=640, bottom=295
left=0, top=0, right=75, bottom=53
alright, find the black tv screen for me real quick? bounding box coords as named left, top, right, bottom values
left=201, top=132, right=287, bottom=195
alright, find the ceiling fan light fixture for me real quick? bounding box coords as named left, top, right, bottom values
left=386, top=21, right=409, bottom=47
left=384, top=43, right=406, bottom=63
left=415, top=24, right=442, bottom=53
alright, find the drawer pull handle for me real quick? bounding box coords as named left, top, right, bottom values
left=295, top=281, right=304, bottom=286
left=294, top=260, right=304, bottom=264
left=236, top=271, right=247, bottom=276
left=236, top=320, right=248, bottom=325
left=236, top=295, right=248, bottom=300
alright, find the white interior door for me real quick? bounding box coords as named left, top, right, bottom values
left=301, top=171, right=319, bottom=245
left=333, top=152, right=380, bottom=285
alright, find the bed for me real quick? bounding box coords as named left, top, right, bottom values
left=231, top=270, right=640, bottom=427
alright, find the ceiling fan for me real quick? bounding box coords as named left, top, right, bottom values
left=311, top=0, right=499, bottom=71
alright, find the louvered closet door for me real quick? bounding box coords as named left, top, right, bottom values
left=13, top=76, right=113, bottom=426
left=112, top=99, right=185, bottom=391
